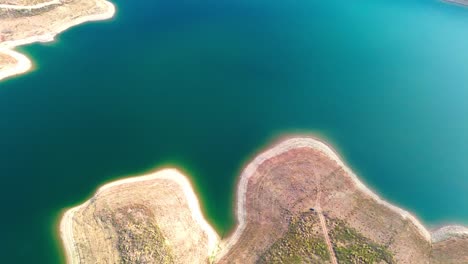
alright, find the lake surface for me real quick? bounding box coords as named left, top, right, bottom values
left=1, top=0, right=468, bottom=262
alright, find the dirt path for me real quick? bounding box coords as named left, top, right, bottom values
left=314, top=166, right=338, bottom=264
left=317, top=209, right=338, bottom=264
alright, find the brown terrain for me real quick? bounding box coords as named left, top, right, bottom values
left=60, top=137, right=468, bottom=264
left=2, top=0, right=466, bottom=261
left=217, top=145, right=468, bottom=263
left=0, top=0, right=114, bottom=81
left=0, top=0, right=111, bottom=43
left=61, top=172, right=216, bottom=264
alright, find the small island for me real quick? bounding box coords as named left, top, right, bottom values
left=60, top=137, right=468, bottom=263
left=0, top=0, right=115, bottom=81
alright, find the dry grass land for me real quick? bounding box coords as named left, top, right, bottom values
left=61, top=138, right=468, bottom=263
left=61, top=171, right=215, bottom=264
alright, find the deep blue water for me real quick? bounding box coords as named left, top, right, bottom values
left=1, top=0, right=468, bottom=262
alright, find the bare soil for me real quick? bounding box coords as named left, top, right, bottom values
left=62, top=139, right=468, bottom=264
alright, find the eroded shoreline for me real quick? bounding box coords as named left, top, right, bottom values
left=60, top=168, right=220, bottom=263
left=60, top=136, right=468, bottom=263
left=0, top=0, right=115, bottom=82
left=217, top=137, right=468, bottom=260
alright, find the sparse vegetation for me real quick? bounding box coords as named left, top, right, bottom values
left=258, top=212, right=330, bottom=263
left=62, top=142, right=468, bottom=264
left=257, top=212, right=395, bottom=264
left=100, top=204, right=175, bottom=264
left=328, top=218, right=394, bottom=264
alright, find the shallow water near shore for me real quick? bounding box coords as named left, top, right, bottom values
left=1, top=0, right=468, bottom=262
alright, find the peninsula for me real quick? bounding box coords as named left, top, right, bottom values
left=60, top=137, right=468, bottom=263
left=0, top=0, right=115, bottom=81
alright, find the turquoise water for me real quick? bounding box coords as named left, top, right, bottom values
left=1, top=0, right=468, bottom=262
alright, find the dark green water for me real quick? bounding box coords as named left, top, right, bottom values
left=1, top=0, right=468, bottom=262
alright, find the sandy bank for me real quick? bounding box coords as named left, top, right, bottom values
left=59, top=168, right=220, bottom=264
left=0, top=48, right=31, bottom=81
left=0, top=0, right=115, bottom=82
left=217, top=136, right=468, bottom=258
left=60, top=136, right=468, bottom=262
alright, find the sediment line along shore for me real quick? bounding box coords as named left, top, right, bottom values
left=0, top=0, right=115, bottom=82
left=59, top=169, right=220, bottom=264
left=0, top=48, right=31, bottom=81
left=59, top=136, right=468, bottom=262
left=216, top=137, right=468, bottom=258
